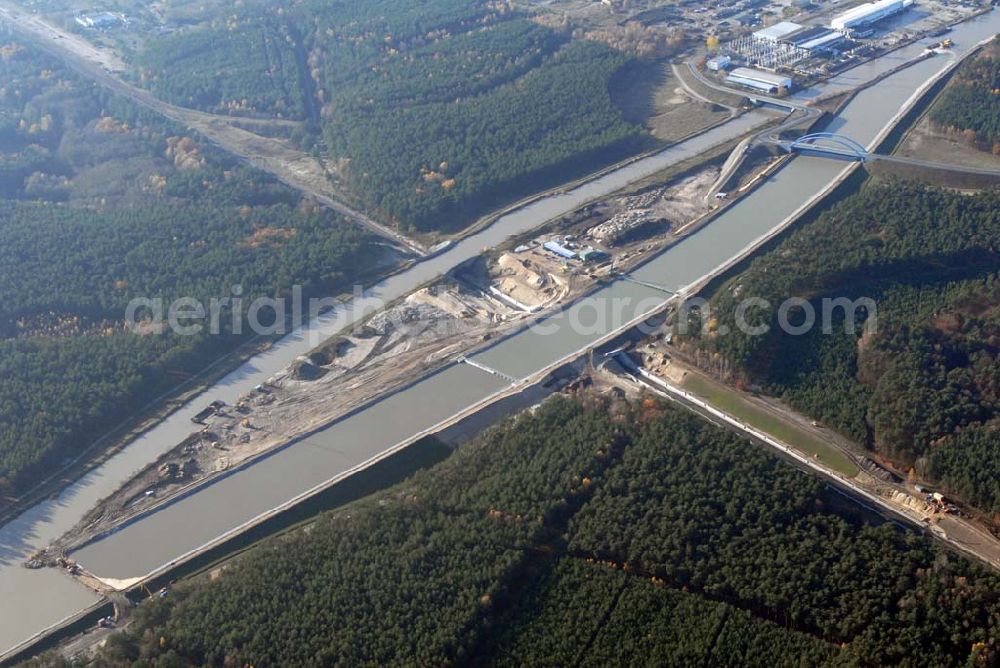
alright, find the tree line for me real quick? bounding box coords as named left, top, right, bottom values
left=679, top=180, right=1000, bottom=514
left=134, top=0, right=656, bottom=233
left=0, top=46, right=380, bottom=497
left=930, top=36, right=1000, bottom=154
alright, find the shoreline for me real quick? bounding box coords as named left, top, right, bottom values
left=67, top=30, right=952, bottom=590
left=3, top=7, right=998, bottom=662
left=63, top=3, right=997, bottom=592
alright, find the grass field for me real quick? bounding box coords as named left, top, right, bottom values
left=681, top=373, right=860, bottom=477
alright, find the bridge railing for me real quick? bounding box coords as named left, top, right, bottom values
left=789, top=132, right=869, bottom=160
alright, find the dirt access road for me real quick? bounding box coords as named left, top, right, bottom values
left=0, top=3, right=427, bottom=257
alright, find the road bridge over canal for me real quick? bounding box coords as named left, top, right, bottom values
left=786, top=132, right=871, bottom=161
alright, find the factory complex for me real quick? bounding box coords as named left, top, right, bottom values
left=831, top=0, right=916, bottom=31
left=718, top=0, right=923, bottom=92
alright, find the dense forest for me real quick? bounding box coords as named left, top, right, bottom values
left=136, top=0, right=655, bottom=232
left=0, top=46, right=379, bottom=497
left=44, top=395, right=1000, bottom=666
left=930, top=36, right=1000, bottom=153
left=136, top=16, right=308, bottom=119
left=680, top=180, right=1000, bottom=514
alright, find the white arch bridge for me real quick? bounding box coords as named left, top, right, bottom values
left=784, top=132, right=871, bottom=161
left=769, top=133, right=1000, bottom=181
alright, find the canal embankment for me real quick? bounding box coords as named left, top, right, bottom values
left=3, top=8, right=999, bottom=661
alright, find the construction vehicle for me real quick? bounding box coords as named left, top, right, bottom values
left=191, top=400, right=226, bottom=424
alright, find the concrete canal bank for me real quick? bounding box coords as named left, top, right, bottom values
left=72, top=7, right=1000, bottom=583
left=2, top=8, right=998, bottom=660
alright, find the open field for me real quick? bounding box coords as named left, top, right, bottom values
left=894, top=34, right=1000, bottom=170
left=611, top=60, right=732, bottom=142
left=895, top=114, right=1000, bottom=171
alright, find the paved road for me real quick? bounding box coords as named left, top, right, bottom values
left=670, top=62, right=739, bottom=113
left=680, top=61, right=823, bottom=198
left=683, top=55, right=1000, bottom=187
left=771, top=138, right=1000, bottom=176
left=0, top=4, right=428, bottom=257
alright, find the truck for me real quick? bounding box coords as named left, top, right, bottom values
left=191, top=400, right=226, bottom=424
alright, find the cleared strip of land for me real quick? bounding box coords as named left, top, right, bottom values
left=680, top=373, right=859, bottom=477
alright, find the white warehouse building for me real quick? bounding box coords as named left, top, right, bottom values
left=726, top=67, right=793, bottom=93
left=830, top=0, right=914, bottom=31
left=753, top=21, right=804, bottom=42
left=798, top=31, right=845, bottom=53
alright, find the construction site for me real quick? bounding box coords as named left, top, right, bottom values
left=35, top=157, right=743, bottom=561
left=4, top=0, right=1000, bottom=660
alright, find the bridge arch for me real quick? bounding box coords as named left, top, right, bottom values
left=790, top=132, right=869, bottom=160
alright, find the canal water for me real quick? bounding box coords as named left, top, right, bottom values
left=2, top=8, right=998, bottom=656
left=0, top=98, right=771, bottom=659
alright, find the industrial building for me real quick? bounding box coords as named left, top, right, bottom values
left=727, top=34, right=806, bottom=68
left=785, top=25, right=829, bottom=45
left=785, top=25, right=846, bottom=53
left=706, top=55, right=732, bottom=71
left=543, top=240, right=576, bottom=260
left=728, top=22, right=810, bottom=68
left=726, top=15, right=854, bottom=67
left=726, top=67, right=794, bottom=93
left=797, top=30, right=846, bottom=53
left=830, top=0, right=914, bottom=31
left=753, top=21, right=804, bottom=42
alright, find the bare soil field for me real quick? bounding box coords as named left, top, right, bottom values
left=895, top=114, right=1000, bottom=171
left=612, top=61, right=733, bottom=143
